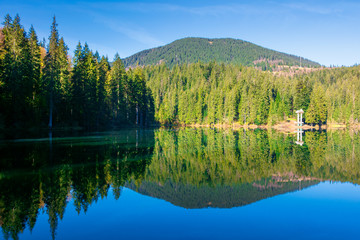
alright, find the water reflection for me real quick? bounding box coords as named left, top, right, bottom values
left=0, top=130, right=154, bottom=240
left=295, top=128, right=304, bottom=145
left=1, top=129, right=360, bottom=239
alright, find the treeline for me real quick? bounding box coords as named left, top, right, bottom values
left=1, top=14, right=360, bottom=131
left=136, top=128, right=360, bottom=207
left=145, top=129, right=360, bottom=186
left=144, top=62, right=360, bottom=126
left=0, top=15, right=154, bottom=131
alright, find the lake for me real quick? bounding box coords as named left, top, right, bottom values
left=1, top=128, right=360, bottom=240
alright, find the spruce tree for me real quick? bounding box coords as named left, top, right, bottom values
left=1, top=14, right=33, bottom=127
left=57, top=37, right=71, bottom=124
left=97, top=56, right=110, bottom=127
left=106, top=53, right=126, bottom=124
left=81, top=43, right=98, bottom=128
left=28, top=25, right=42, bottom=124
left=43, top=16, right=61, bottom=129
left=70, top=42, right=84, bottom=126
left=305, top=85, right=327, bottom=126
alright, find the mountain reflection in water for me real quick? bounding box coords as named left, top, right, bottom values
left=1, top=128, right=360, bottom=239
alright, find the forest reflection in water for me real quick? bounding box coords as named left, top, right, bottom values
left=1, top=128, right=360, bottom=239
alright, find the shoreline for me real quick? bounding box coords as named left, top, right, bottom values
left=177, top=121, right=358, bottom=133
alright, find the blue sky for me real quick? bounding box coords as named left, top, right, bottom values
left=1, top=0, right=360, bottom=66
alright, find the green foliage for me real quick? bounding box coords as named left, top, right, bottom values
left=43, top=16, right=62, bottom=128
left=294, top=77, right=312, bottom=111
left=0, top=130, right=154, bottom=238
left=70, top=42, right=100, bottom=128
left=1, top=129, right=360, bottom=237
left=0, top=14, right=154, bottom=131
left=1, top=14, right=360, bottom=130
left=145, top=62, right=286, bottom=125
left=106, top=55, right=154, bottom=126
left=0, top=15, right=35, bottom=128
left=123, top=37, right=320, bottom=69
left=305, top=85, right=328, bottom=125
left=144, top=129, right=360, bottom=192
left=145, top=62, right=360, bottom=126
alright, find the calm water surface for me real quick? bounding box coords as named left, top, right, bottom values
left=1, top=128, right=360, bottom=240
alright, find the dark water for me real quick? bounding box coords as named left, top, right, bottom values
left=1, top=128, right=360, bottom=240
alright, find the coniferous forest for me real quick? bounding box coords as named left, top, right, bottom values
left=145, top=63, right=360, bottom=126
left=122, top=37, right=321, bottom=69
left=1, top=14, right=360, bottom=132
left=0, top=15, right=154, bottom=131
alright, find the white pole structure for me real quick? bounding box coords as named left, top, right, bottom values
left=296, top=113, right=298, bottom=126
left=295, top=128, right=304, bottom=146
left=295, top=109, right=305, bottom=145
left=295, top=109, right=304, bottom=126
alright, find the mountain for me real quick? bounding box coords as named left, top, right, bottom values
left=122, top=37, right=321, bottom=69
left=127, top=179, right=319, bottom=209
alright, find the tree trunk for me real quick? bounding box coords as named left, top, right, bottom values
left=48, top=92, right=53, bottom=129
left=136, top=103, right=139, bottom=125
left=140, top=109, right=144, bottom=127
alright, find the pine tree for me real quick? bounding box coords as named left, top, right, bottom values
left=57, top=37, right=70, bottom=107
left=129, top=66, right=147, bottom=125
left=306, top=85, right=327, bottom=126
left=294, top=77, right=311, bottom=112
left=97, top=56, right=110, bottom=127
left=316, top=86, right=328, bottom=125
left=106, top=53, right=126, bottom=124
left=28, top=25, right=42, bottom=124
left=70, top=42, right=99, bottom=128
left=1, top=14, right=33, bottom=127
left=70, top=42, right=85, bottom=126
left=43, top=16, right=61, bottom=129
left=305, top=101, right=317, bottom=125
left=82, top=43, right=98, bottom=128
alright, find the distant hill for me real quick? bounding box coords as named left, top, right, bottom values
left=127, top=179, right=319, bottom=209
left=123, top=37, right=321, bottom=69
left=0, top=28, right=3, bottom=48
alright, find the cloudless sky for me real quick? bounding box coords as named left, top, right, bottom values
left=1, top=0, right=359, bottom=66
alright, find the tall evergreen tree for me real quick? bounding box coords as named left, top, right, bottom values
left=129, top=66, right=147, bottom=126
left=306, top=85, right=327, bottom=126
left=294, top=77, right=311, bottom=112
left=70, top=42, right=84, bottom=126
left=43, top=16, right=61, bottom=129
left=28, top=25, right=42, bottom=124
left=106, top=53, right=126, bottom=124
left=97, top=56, right=110, bottom=127
left=57, top=37, right=71, bottom=123
left=82, top=43, right=98, bottom=128
left=0, top=14, right=33, bottom=128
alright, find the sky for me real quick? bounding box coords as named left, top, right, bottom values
left=1, top=0, right=360, bottom=66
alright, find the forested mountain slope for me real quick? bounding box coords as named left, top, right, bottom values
left=123, top=37, right=321, bottom=69
left=1, top=14, right=359, bottom=132
left=127, top=128, right=360, bottom=208
left=128, top=180, right=318, bottom=209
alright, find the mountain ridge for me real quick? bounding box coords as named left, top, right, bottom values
left=123, top=37, right=321, bottom=69
left=127, top=179, right=319, bottom=209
